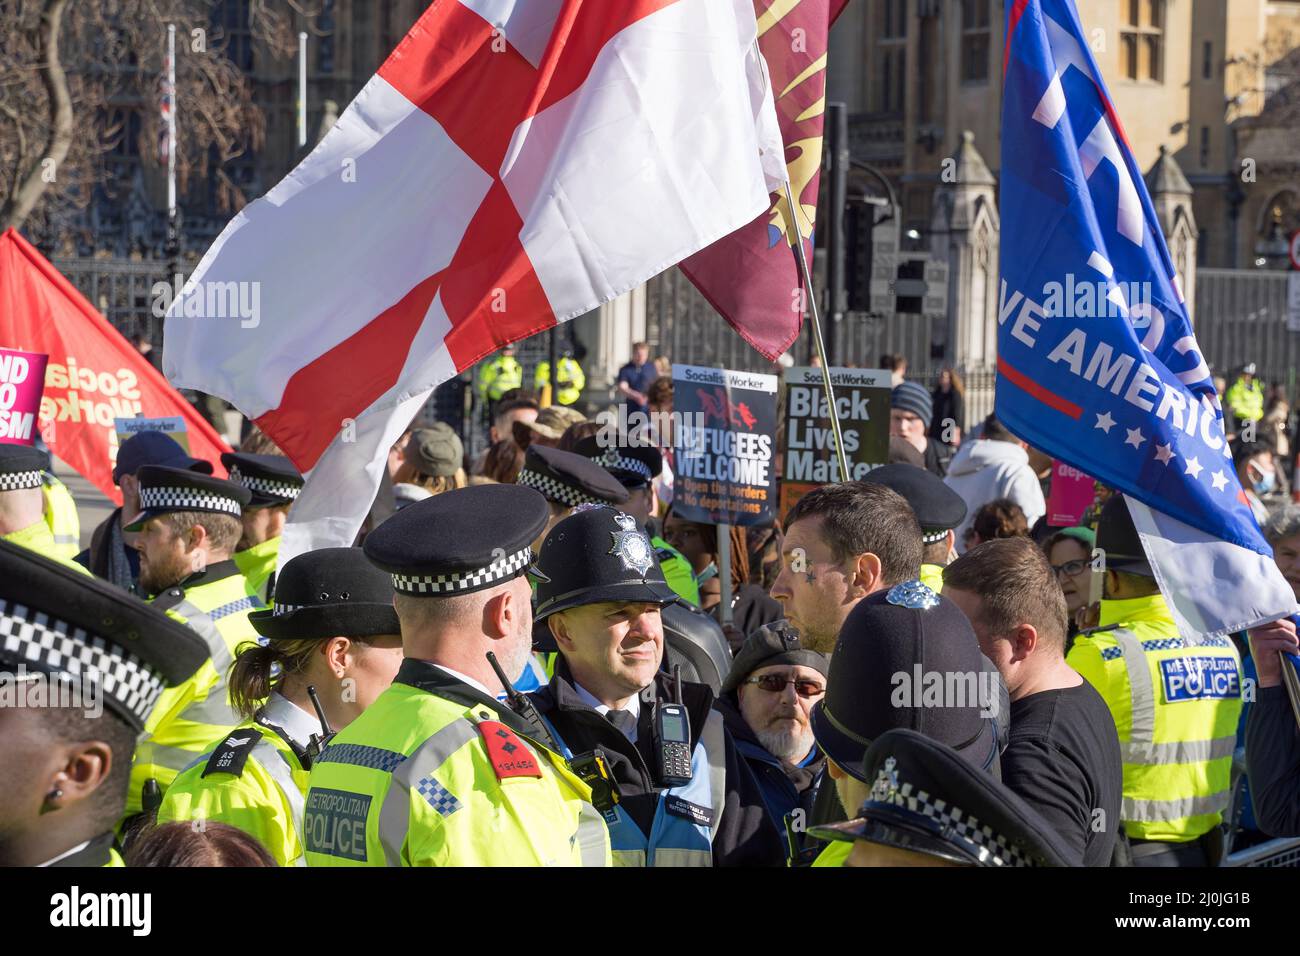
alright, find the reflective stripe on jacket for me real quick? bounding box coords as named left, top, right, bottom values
left=1067, top=594, right=1242, bottom=842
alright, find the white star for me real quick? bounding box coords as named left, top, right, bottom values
left=1095, top=411, right=1116, bottom=433
left=1154, top=443, right=1175, bottom=464
left=1124, top=427, right=1145, bottom=449
left=1211, top=471, right=1229, bottom=492
left=1185, top=456, right=1204, bottom=479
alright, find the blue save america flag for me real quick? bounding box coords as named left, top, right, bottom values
left=996, top=0, right=1296, bottom=639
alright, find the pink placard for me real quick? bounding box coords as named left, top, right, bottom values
left=0, top=347, right=48, bottom=446
left=1047, top=459, right=1095, bottom=527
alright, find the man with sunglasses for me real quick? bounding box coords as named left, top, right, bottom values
left=717, top=622, right=829, bottom=864
left=529, top=506, right=785, bottom=866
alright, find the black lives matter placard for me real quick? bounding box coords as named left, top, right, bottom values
left=672, top=364, right=777, bottom=526
left=780, top=367, right=891, bottom=520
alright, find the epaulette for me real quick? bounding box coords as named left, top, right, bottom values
left=656, top=547, right=677, bottom=564
left=202, top=728, right=265, bottom=778
left=1076, top=623, right=1120, bottom=639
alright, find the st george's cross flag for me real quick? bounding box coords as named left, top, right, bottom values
left=996, top=0, right=1297, bottom=640
left=163, top=0, right=784, bottom=563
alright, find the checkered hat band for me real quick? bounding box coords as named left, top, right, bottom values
left=139, top=485, right=242, bottom=516
left=391, top=546, right=534, bottom=596
left=0, top=598, right=167, bottom=725
left=599, top=452, right=652, bottom=481
left=878, top=781, right=1029, bottom=867
left=273, top=603, right=306, bottom=616
left=0, top=469, right=42, bottom=492
left=921, top=529, right=949, bottom=544
left=517, top=468, right=598, bottom=508
left=229, top=467, right=302, bottom=500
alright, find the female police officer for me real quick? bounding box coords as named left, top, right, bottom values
left=156, top=548, right=403, bottom=865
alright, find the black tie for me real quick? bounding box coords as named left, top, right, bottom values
left=606, top=709, right=636, bottom=738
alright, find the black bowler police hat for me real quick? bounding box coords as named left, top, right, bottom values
left=534, top=505, right=678, bottom=620
left=249, top=548, right=400, bottom=641
left=0, top=539, right=208, bottom=731
left=809, top=728, right=1077, bottom=867
left=364, top=483, right=551, bottom=597
left=123, top=464, right=252, bottom=531
left=0, top=444, right=49, bottom=491
left=221, top=451, right=304, bottom=508
left=863, top=463, right=967, bottom=543
left=811, top=582, right=1003, bottom=781
left=572, top=435, right=663, bottom=489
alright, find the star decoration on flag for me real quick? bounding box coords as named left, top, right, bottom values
left=1185, top=456, right=1204, bottom=479
left=1095, top=411, right=1116, bottom=433
left=1154, top=444, right=1175, bottom=465
left=1124, top=427, right=1145, bottom=449
left=1211, top=471, right=1229, bottom=492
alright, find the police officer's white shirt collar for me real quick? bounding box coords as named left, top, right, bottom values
left=572, top=680, right=641, bottom=743
left=429, top=663, right=497, bottom=700
left=36, top=839, right=91, bottom=867
left=260, top=690, right=322, bottom=750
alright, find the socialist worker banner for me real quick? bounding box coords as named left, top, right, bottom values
left=672, top=364, right=778, bottom=526
left=0, top=228, right=230, bottom=504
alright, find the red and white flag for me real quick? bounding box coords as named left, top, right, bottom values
left=164, top=0, right=783, bottom=562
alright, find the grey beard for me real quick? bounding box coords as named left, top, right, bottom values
left=755, top=722, right=815, bottom=764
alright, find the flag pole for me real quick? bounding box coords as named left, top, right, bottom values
left=751, top=33, right=851, bottom=482
left=782, top=178, right=851, bottom=481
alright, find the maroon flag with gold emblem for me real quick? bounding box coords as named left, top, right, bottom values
left=680, top=0, right=849, bottom=360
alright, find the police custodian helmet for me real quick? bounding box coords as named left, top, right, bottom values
left=533, top=506, right=678, bottom=620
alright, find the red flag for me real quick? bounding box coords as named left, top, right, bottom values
left=680, top=0, right=844, bottom=360
left=0, top=228, right=231, bottom=504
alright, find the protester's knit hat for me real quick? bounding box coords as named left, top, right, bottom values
left=891, top=381, right=933, bottom=428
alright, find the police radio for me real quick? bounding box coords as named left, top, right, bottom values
left=304, top=685, right=336, bottom=766
left=653, top=665, right=692, bottom=788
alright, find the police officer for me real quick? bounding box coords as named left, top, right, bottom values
left=0, top=540, right=208, bottom=867
left=221, top=451, right=305, bottom=603
left=517, top=443, right=628, bottom=554
left=1068, top=495, right=1243, bottom=866
left=807, top=582, right=1007, bottom=867
left=862, top=463, right=967, bottom=593
left=477, top=343, right=523, bottom=406
left=574, top=434, right=700, bottom=606
left=529, top=506, right=786, bottom=866
left=124, top=465, right=265, bottom=817
left=304, top=484, right=611, bottom=866
left=40, top=470, right=81, bottom=563
left=535, top=350, right=586, bottom=406
left=1224, top=362, right=1264, bottom=428
left=0, top=445, right=88, bottom=573
left=809, top=729, right=1076, bottom=867
left=157, top=548, right=404, bottom=866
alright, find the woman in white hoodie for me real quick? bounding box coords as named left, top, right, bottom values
left=943, top=414, right=1046, bottom=553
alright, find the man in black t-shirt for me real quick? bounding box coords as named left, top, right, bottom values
left=944, top=537, right=1122, bottom=867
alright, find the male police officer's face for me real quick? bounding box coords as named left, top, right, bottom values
left=136, top=518, right=199, bottom=596
left=239, top=504, right=287, bottom=551
left=771, top=516, right=864, bottom=654
left=551, top=601, right=664, bottom=700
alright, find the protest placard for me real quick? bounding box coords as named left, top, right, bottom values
left=671, top=364, right=777, bottom=526
left=780, top=367, right=891, bottom=519
left=1046, top=459, right=1096, bottom=527
left=114, top=416, right=191, bottom=454
left=0, top=348, right=49, bottom=446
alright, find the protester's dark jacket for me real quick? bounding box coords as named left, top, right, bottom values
left=75, top=507, right=140, bottom=593
left=529, top=657, right=786, bottom=867
left=716, top=694, right=824, bottom=865
left=922, top=437, right=951, bottom=478
left=1245, top=685, right=1300, bottom=837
